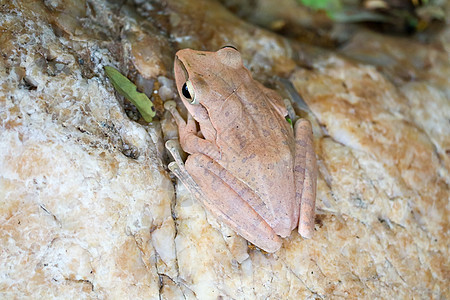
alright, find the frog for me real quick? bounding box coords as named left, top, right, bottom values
left=164, top=47, right=317, bottom=253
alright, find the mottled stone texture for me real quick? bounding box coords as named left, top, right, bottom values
left=1, top=0, right=448, bottom=299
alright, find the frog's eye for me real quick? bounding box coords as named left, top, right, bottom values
left=182, top=80, right=198, bottom=105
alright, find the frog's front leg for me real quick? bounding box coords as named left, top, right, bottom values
left=294, top=119, right=317, bottom=238
left=165, top=101, right=220, bottom=160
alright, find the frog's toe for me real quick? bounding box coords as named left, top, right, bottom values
left=273, top=221, right=294, bottom=239
left=164, top=100, right=177, bottom=110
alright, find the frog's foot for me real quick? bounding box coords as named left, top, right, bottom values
left=165, top=140, right=206, bottom=203
left=166, top=139, right=203, bottom=198
left=294, top=119, right=317, bottom=239
left=184, top=153, right=282, bottom=253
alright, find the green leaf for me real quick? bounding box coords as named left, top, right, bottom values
left=300, top=0, right=333, bottom=10
left=104, top=66, right=156, bottom=122
left=300, top=0, right=342, bottom=16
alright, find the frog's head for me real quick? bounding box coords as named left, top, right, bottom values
left=174, top=47, right=251, bottom=112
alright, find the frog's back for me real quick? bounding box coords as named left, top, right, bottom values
left=211, top=82, right=294, bottom=159
left=210, top=84, right=297, bottom=235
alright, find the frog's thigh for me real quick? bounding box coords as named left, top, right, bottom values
left=294, top=119, right=317, bottom=239
left=185, top=153, right=282, bottom=253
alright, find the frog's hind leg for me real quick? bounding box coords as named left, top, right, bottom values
left=294, top=119, right=317, bottom=239
left=166, top=140, right=282, bottom=253
left=185, top=153, right=282, bottom=253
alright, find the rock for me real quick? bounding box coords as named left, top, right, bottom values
left=0, top=0, right=448, bottom=298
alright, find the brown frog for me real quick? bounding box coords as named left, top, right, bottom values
left=165, top=47, right=317, bottom=253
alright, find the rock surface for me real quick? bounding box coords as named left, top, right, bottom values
left=0, top=0, right=448, bottom=299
